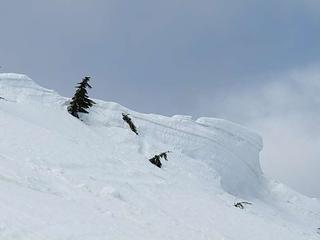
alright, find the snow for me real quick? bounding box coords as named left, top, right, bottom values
left=0, top=73, right=319, bottom=239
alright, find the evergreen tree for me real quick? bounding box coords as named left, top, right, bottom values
left=150, top=155, right=162, bottom=168
left=149, top=151, right=171, bottom=168
left=234, top=201, right=252, bottom=209
left=68, top=77, right=95, bottom=119
left=122, top=113, right=138, bottom=135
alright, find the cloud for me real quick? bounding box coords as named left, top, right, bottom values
left=198, top=65, right=320, bottom=197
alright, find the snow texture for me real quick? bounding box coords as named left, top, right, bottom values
left=0, top=73, right=319, bottom=239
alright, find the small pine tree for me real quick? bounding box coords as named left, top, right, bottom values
left=149, top=151, right=171, bottom=168
left=234, top=201, right=252, bottom=209
left=122, top=113, right=138, bottom=135
left=150, top=155, right=162, bottom=168
left=68, top=76, right=95, bottom=119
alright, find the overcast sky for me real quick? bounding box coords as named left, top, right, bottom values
left=1, top=0, right=320, bottom=197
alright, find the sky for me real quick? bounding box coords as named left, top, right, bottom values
left=1, top=0, right=320, bottom=197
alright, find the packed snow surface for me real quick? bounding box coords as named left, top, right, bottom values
left=0, top=73, right=319, bottom=239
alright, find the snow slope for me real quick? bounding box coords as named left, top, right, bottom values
left=0, top=73, right=319, bottom=240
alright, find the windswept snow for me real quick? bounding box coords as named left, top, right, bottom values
left=0, top=73, right=319, bottom=240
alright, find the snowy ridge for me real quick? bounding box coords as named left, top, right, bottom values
left=86, top=103, right=264, bottom=198
left=0, top=74, right=319, bottom=240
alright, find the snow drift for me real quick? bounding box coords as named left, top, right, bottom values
left=0, top=73, right=319, bottom=240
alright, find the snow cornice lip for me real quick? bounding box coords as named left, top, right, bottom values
left=0, top=73, right=33, bottom=81
left=0, top=73, right=42, bottom=89
left=0, top=73, right=61, bottom=103
left=0, top=73, right=263, bottom=152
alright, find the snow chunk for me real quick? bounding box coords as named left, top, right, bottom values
left=98, top=186, right=122, bottom=200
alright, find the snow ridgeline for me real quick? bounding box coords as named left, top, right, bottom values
left=0, top=73, right=318, bottom=240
